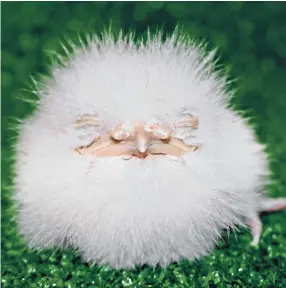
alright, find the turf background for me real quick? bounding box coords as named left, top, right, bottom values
left=1, top=2, right=286, bottom=287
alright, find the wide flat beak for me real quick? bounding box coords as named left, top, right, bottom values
left=73, top=120, right=200, bottom=158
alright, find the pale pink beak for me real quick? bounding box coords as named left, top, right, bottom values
left=73, top=117, right=200, bottom=158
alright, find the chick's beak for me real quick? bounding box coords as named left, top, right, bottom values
left=73, top=119, right=200, bottom=158
left=134, top=124, right=152, bottom=153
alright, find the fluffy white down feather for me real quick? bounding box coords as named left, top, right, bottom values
left=14, top=31, right=271, bottom=268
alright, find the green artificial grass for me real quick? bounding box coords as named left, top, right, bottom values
left=1, top=2, right=286, bottom=287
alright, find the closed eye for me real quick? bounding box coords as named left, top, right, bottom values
left=74, top=114, right=103, bottom=128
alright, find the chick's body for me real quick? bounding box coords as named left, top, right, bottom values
left=15, top=32, right=284, bottom=269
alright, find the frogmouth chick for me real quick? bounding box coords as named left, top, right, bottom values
left=14, top=31, right=286, bottom=269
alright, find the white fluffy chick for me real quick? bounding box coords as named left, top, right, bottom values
left=14, top=31, right=286, bottom=269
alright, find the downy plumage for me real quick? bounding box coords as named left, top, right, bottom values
left=14, top=30, right=286, bottom=269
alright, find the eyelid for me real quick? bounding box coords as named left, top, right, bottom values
left=74, top=114, right=103, bottom=128
left=176, top=114, right=199, bottom=128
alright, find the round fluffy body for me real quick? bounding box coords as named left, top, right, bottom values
left=15, top=31, right=270, bottom=268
